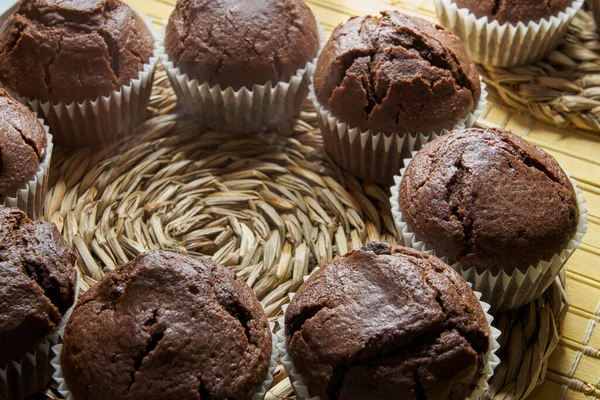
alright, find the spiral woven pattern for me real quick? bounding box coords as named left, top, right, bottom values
left=35, top=68, right=568, bottom=399
left=480, top=9, right=600, bottom=133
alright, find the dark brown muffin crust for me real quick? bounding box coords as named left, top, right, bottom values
left=313, top=11, right=480, bottom=136
left=0, top=0, right=154, bottom=104
left=164, top=0, right=319, bottom=90
left=0, top=89, right=47, bottom=197
left=453, top=0, right=573, bottom=25
left=285, top=242, right=489, bottom=400
left=399, top=128, right=579, bottom=275
left=61, top=250, right=271, bottom=400
left=0, top=208, right=77, bottom=362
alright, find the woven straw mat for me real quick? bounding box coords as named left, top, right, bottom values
left=40, top=0, right=600, bottom=399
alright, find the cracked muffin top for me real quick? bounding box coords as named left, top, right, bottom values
left=0, top=207, right=77, bottom=362
left=61, top=250, right=272, bottom=400
left=452, top=0, right=573, bottom=25
left=285, top=242, right=490, bottom=400
left=164, top=0, right=320, bottom=90
left=313, top=11, right=481, bottom=136
left=399, top=128, right=579, bottom=275
left=0, top=0, right=154, bottom=104
left=0, top=89, right=47, bottom=198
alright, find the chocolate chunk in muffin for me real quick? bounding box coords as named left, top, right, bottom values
left=0, top=0, right=155, bottom=103
left=285, top=242, right=490, bottom=400
left=61, top=250, right=271, bottom=400
left=399, top=127, right=579, bottom=275
left=452, top=0, right=573, bottom=25
left=0, top=207, right=77, bottom=362
left=0, top=89, right=47, bottom=197
left=164, top=0, right=319, bottom=90
left=313, top=11, right=480, bottom=135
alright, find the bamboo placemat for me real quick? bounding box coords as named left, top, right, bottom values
left=42, top=69, right=566, bottom=400
left=49, top=0, right=600, bottom=399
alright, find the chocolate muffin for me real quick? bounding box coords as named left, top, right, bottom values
left=285, top=242, right=490, bottom=400
left=313, top=11, right=481, bottom=135
left=0, top=207, right=77, bottom=362
left=399, top=128, right=579, bottom=275
left=0, top=0, right=155, bottom=104
left=61, top=250, right=272, bottom=400
left=164, top=0, right=319, bottom=90
left=0, top=89, right=47, bottom=198
left=452, top=0, right=573, bottom=25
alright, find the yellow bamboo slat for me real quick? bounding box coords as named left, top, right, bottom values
left=129, top=1, right=600, bottom=399
left=567, top=250, right=600, bottom=285
left=560, top=312, right=598, bottom=348
left=530, top=378, right=588, bottom=400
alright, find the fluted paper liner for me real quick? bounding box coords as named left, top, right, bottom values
left=159, top=23, right=326, bottom=133
left=276, top=276, right=501, bottom=400
left=434, top=0, right=584, bottom=67
left=310, top=80, right=487, bottom=184
left=3, top=14, right=159, bottom=147
left=51, top=321, right=278, bottom=400
left=390, top=156, right=588, bottom=312
left=1, top=119, right=52, bottom=220
left=0, top=274, right=79, bottom=400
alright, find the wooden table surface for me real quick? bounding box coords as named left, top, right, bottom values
left=125, top=0, right=600, bottom=398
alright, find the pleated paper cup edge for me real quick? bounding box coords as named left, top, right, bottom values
left=390, top=158, right=588, bottom=311
left=252, top=321, right=280, bottom=400
left=52, top=307, right=277, bottom=400
left=3, top=10, right=159, bottom=146
left=158, top=20, right=326, bottom=133
left=1, top=271, right=79, bottom=399
left=434, top=0, right=585, bottom=67
left=277, top=284, right=501, bottom=400
left=309, top=78, right=487, bottom=183
left=1, top=118, right=52, bottom=220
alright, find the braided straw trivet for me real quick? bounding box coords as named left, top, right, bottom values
left=42, top=69, right=568, bottom=399
left=480, top=9, right=600, bottom=133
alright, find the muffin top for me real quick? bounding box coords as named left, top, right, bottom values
left=399, top=128, right=579, bottom=275
left=285, top=242, right=489, bottom=400
left=0, top=208, right=77, bottom=362
left=453, top=0, right=573, bottom=25
left=313, top=11, right=480, bottom=136
left=164, top=0, right=320, bottom=90
left=61, top=250, right=271, bottom=400
left=0, top=0, right=155, bottom=104
left=0, top=89, right=47, bottom=198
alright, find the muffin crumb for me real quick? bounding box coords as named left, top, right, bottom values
left=62, top=250, right=271, bottom=400
left=164, top=0, right=319, bottom=90
left=0, top=207, right=77, bottom=362
left=285, top=243, right=489, bottom=400
left=0, top=0, right=154, bottom=103
left=453, top=0, right=573, bottom=24
left=314, top=11, right=480, bottom=135
left=399, top=127, right=579, bottom=274
left=0, top=89, right=47, bottom=197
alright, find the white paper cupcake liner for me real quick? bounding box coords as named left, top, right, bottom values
left=2, top=14, right=159, bottom=147
left=0, top=273, right=79, bottom=400
left=253, top=323, right=279, bottom=400
left=1, top=119, right=52, bottom=220
left=310, top=80, right=487, bottom=184
left=390, top=156, right=588, bottom=312
left=159, top=22, right=327, bottom=133
left=51, top=321, right=278, bottom=400
left=434, top=0, right=584, bottom=67
left=277, top=277, right=501, bottom=400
